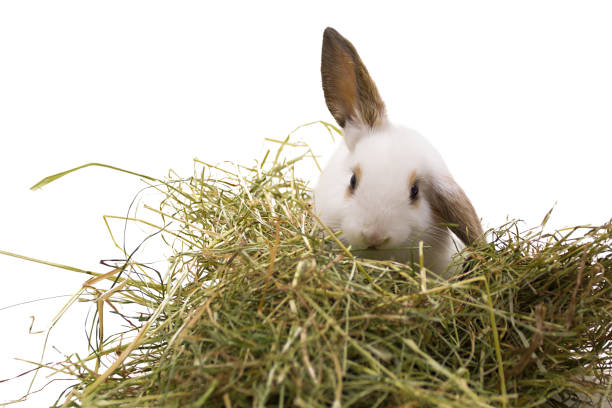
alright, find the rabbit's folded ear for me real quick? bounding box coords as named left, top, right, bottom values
left=427, top=177, right=483, bottom=247
left=321, top=27, right=386, bottom=149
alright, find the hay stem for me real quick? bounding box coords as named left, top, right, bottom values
left=483, top=275, right=508, bottom=407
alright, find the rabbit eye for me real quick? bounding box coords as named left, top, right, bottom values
left=347, top=165, right=361, bottom=197
left=349, top=173, right=357, bottom=191
left=410, top=182, right=419, bottom=200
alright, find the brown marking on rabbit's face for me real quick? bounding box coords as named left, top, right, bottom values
left=345, top=164, right=362, bottom=198
left=321, top=27, right=386, bottom=129
left=408, top=170, right=417, bottom=187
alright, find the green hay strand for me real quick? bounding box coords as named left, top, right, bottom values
left=30, top=162, right=158, bottom=190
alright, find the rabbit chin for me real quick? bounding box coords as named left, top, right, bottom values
left=341, top=235, right=459, bottom=278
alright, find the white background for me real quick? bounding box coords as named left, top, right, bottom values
left=1, top=1, right=611, bottom=406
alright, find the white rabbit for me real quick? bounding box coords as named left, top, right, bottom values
left=314, top=27, right=483, bottom=276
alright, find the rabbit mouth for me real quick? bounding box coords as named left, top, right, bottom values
left=365, top=241, right=389, bottom=250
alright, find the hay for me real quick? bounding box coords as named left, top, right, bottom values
left=10, top=124, right=612, bottom=407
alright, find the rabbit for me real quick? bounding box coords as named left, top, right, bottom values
left=314, top=27, right=483, bottom=276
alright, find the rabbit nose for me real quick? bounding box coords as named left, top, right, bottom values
left=361, top=230, right=390, bottom=249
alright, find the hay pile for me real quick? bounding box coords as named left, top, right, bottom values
left=22, top=127, right=612, bottom=407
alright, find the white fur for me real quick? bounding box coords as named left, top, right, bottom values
left=314, top=122, right=462, bottom=276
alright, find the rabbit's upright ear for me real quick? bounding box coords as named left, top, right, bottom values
left=427, top=177, right=484, bottom=247
left=321, top=27, right=386, bottom=150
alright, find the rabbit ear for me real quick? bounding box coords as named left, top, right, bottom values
left=321, top=27, right=386, bottom=148
left=427, top=177, right=483, bottom=246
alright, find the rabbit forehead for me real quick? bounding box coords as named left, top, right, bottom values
left=349, top=131, right=434, bottom=180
